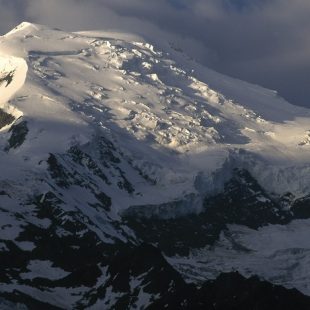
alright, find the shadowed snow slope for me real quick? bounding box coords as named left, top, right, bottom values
left=1, top=22, right=310, bottom=308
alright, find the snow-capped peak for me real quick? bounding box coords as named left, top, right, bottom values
left=4, top=21, right=50, bottom=37
left=1, top=23, right=310, bottom=201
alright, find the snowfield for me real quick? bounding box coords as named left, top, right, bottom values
left=1, top=22, right=310, bottom=307
left=0, top=22, right=310, bottom=201
left=1, top=22, right=310, bottom=200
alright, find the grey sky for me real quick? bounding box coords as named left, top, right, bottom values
left=0, top=0, right=309, bottom=108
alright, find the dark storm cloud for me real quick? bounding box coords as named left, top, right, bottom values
left=0, top=0, right=309, bottom=107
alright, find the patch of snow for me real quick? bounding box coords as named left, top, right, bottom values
left=20, top=260, right=70, bottom=280
left=169, top=220, right=310, bottom=295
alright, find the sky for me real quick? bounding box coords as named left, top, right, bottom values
left=0, top=0, right=309, bottom=108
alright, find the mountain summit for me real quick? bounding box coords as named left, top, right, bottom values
left=1, top=23, right=310, bottom=308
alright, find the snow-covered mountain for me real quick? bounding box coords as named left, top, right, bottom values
left=1, top=22, right=310, bottom=309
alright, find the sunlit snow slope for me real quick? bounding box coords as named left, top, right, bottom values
left=1, top=22, right=310, bottom=307
left=1, top=22, right=310, bottom=201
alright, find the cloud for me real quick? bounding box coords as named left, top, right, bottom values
left=0, top=0, right=309, bottom=107
left=0, top=0, right=25, bottom=32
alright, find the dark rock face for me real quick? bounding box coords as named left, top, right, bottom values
left=0, top=109, right=15, bottom=130
left=0, top=189, right=128, bottom=309
left=195, top=272, right=310, bottom=310
left=76, top=244, right=310, bottom=310
left=47, top=154, right=72, bottom=188
left=46, top=137, right=135, bottom=194
left=0, top=70, right=15, bottom=87
left=0, top=291, right=62, bottom=310
left=291, top=195, right=310, bottom=219
left=203, top=169, right=290, bottom=229
left=124, top=212, right=223, bottom=256
left=78, top=243, right=194, bottom=309
left=124, top=169, right=276, bottom=255
left=5, top=120, right=29, bottom=150
left=2, top=241, right=310, bottom=309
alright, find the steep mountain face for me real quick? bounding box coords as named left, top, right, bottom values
left=1, top=22, right=310, bottom=308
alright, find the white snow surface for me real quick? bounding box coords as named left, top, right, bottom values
left=20, top=260, right=70, bottom=281
left=0, top=22, right=310, bottom=203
